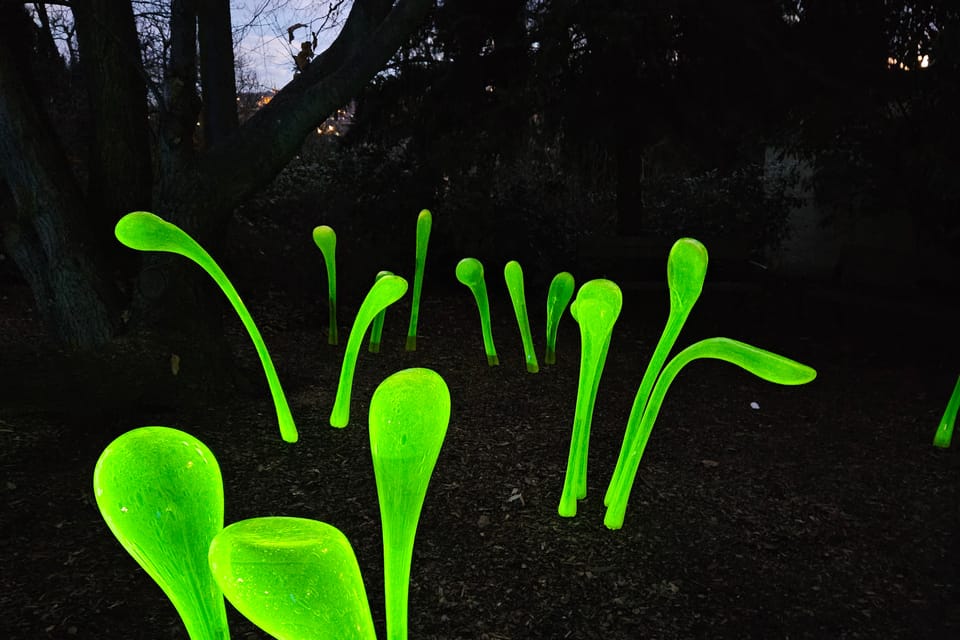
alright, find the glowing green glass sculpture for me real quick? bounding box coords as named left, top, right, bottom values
left=455, top=257, right=498, bottom=366
left=604, top=237, right=707, bottom=505
left=312, top=225, right=339, bottom=345
left=93, top=426, right=228, bottom=639
left=330, top=274, right=409, bottom=427
left=369, top=368, right=450, bottom=640
left=208, top=517, right=376, bottom=640
left=544, top=271, right=575, bottom=365
left=933, top=374, right=960, bottom=448
left=369, top=270, right=395, bottom=353
left=115, top=211, right=297, bottom=443
left=406, top=209, right=432, bottom=351
left=504, top=260, right=539, bottom=373
left=603, top=338, right=817, bottom=529
left=558, top=279, right=622, bottom=517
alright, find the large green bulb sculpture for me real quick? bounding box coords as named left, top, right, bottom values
left=604, top=237, right=708, bottom=505
left=603, top=338, right=817, bottom=529
left=406, top=209, right=432, bottom=351
left=544, top=271, right=576, bottom=365
left=558, top=279, right=622, bottom=517
left=455, top=257, right=498, bottom=366
left=93, top=426, right=229, bottom=639
left=330, top=274, right=409, bottom=427
left=934, top=374, right=960, bottom=448
left=369, top=368, right=450, bottom=640
left=115, top=212, right=297, bottom=443
left=312, top=225, right=339, bottom=345
left=504, top=260, right=539, bottom=373
left=208, top=517, right=376, bottom=640
left=369, top=270, right=395, bottom=353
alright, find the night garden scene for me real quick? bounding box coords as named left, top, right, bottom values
left=2, top=2, right=960, bottom=638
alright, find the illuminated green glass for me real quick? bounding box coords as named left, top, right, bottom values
left=603, top=338, right=817, bottom=529
left=604, top=237, right=707, bottom=505
left=544, top=271, right=575, bottom=365
left=330, top=274, right=408, bottom=427
left=558, top=280, right=622, bottom=517
left=504, top=260, right=539, bottom=373
left=369, top=270, right=395, bottom=353
left=406, top=209, right=432, bottom=351
left=369, top=368, right=450, bottom=640
left=933, top=374, right=960, bottom=448
left=208, top=517, right=375, bottom=640
left=115, top=212, right=297, bottom=443
left=93, top=426, right=228, bottom=639
left=312, top=225, right=339, bottom=346
left=455, top=257, right=498, bottom=366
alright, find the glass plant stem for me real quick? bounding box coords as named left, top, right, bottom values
left=115, top=212, right=297, bottom=443
left=545, top=271, right=575, bottom=365
left=933, top=374, right=960, bottom=448
left=330, top=274, right=408, bottom=427
left=455, top=258, right=498, bottom=365
left=603, top=337, right=817, bottom=529
left=369, top=270, right=394, bottom=353
left=312, top=225, right=338, bottom=345
left=369, top=368, right=450, bottom=640
left=504, top=260, right=539, bottom=373
left=605, top=238, right=708, bottom=504
left=406, top=209, right=432, bottom=351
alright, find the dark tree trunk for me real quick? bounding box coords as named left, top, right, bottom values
left=197, top=0, right=239, bottom=148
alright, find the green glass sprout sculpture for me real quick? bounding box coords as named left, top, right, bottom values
left=558, top=279, right=622, bottom=517
left=115, top=212, right=297, bottom=443
left=406, top=209, right=432, bottom=351
left=330, top=274, right=409, bottom=427
left=504, top=260, right=539, bottom=373
left=604, top=237, right=708, bottom=505
left=208, top=517, right=376, bottom=640
left=545, top=271, right=575, bottom=365
left=603, top=338, right=817, bottom=529
left=369, top=270, right=395, bottom=353
left=933, top=374, right=960, bottom=448
left=455, top=257, right=498, bottom=366
left=312, top=225, right=339, bottom=345
left=93, top=426, right=229, bottom=639
left=369, top=368, right=450, bottom=640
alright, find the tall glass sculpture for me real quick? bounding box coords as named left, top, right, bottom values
left=93, top=426, right=229, bottom=639
left=208, top=517, right=376, bottom=640
left=312, top=225, right=338, bottom=345
left=558, top=279, right=622, bottom=517
left=934, top=374, right=960, bottom=448
left=369, top=368, right=450, bottom=640
left=369, top=270, right=395, bottom=353
left=330, top=274, right=408, bottom=427
left=455, top=257, right=498, bottom=365
left=504, top=260, right=539, bottom=373
left=406, top=209, right=432, bottom=351
left=115, top=212, right=297, bottom=443
left=544, top=271, right=575, bottom=365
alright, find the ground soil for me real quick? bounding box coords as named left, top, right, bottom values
left=2, top=256, right=959, bottom=639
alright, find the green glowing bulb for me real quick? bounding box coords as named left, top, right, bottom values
left=369, top=368, right=450, bottom=640
left=115, top=212, right=297, bottom=443
left=330, top=274, right=409, bottom=427
left=93, top=426, right=228, bottom=640
left=504, top=260, right=539, bottom=373
left=558, top=279, right=622, bottom=517
left=934, top=374, right=960, bottom=448
left=455, top=257, right=498, bottom=366
left=406, top=209, right=432, bottom=351
left=604, top=237, right=707, bottom=505
left=208, top=517, right=376, bottom=640
left=544, top=271, right=575, bottom=365
left=369, top=270, right=395, bottom=353
left=603, top=338, right=817, bottom=529
left=312, top=225, right=339, bottom=346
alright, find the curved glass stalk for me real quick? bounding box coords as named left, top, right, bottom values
left=934, top=374, right=960, bottom=448
left=504, top=260, right=539, bottom=373
left=545, top=272, right=575, bottom=365
left=406, top=209, right=432, bottom=351
left=455, top=258, right=498, bottom=365
left=312, top=225, right=338, bottom=345
left=369, top=270, right=395, bottom=353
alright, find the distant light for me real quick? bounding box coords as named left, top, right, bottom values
left=485, top=85, right=494, bottom=93
left=919, top=54, right=930, bottom=68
